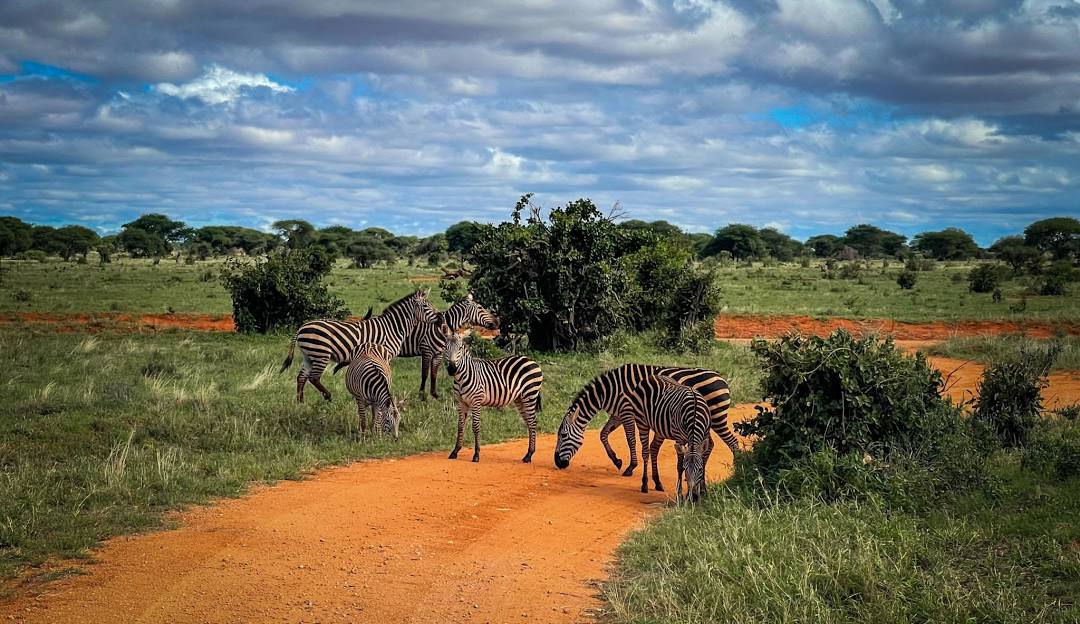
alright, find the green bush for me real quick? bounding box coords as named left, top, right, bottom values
left=465, top=333, right=506, bottom=359
left=15, top=250, right=48, bottom=262
left=219, top=248, right=349, bottom=333
left=968, top=263, right=1009, bottom=293
left=837, top=262, right=862, bottom=279
left=735, top=331, right=969, bottom=490
left=896, top=269, right=917, bottom=289
left=1023, top=420, right=1080, bottom=479
left=972, top=342, right=1059, bottom=448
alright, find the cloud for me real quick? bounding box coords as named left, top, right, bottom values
left=155, top=65, right=293, bottom=105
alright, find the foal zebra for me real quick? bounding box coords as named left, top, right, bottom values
left=622, top=375, right=711, bottom=499
left=442, top=326, right=543, bottom=463
left=280, top=289, right=439, bottom=402
left=553, top=364, right=737, bottom=487
left=349, top=293, right=499, bottom=399
left=344, top=343, right=402, bottom=437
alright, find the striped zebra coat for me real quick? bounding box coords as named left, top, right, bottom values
left=344, top=343, right=401, bottom=437
left=553, top=364, right=737, bottom=483
left=442, top=327, right=543, bottom=463
left=280, top=289, right=439, bottom=403
left=350, top=293, right=499, bottom=399
left=620, top=375, right=711, bottom=499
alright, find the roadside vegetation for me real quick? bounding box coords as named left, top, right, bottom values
left=930, top=335, right=1080, bottom=372
left=604, top=331, right=1080, bottom=624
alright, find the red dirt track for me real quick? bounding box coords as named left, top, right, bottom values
left=715, top=314, right=1080, bottom=340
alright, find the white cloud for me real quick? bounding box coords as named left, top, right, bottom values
left=156, top=65, right=293, bottom=105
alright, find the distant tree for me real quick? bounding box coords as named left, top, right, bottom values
left=701, top=224, right=766, bottom=260
left=912, top=227, right=980, bottom=260
left=123, top=214, right=187, bottom=248
left=272, top=219, right=316, bottom=250
left=347, top=234, right=395, bottom=268
left=31, top=225, right=64, bottom=256
left=52, top=225, right=99, bottom=261
left=386, top=235, right=418, bottom=256
left=620, top=219, right=684, bottom=240
left=96, top=236, right=117, bottom=264
left=758, top=227, right=803, bottom=261
left=118, top=226, right=167, bottom=258
left=686, top=232, right=713, bottom=257
left=1024, top=217, right=1080, bottom=260
left=193, top=225, right=276, bottom=255
left=805, top=234, right=843, bottom=258
left=842, top=224, right=907, bottom=258
left=414, top=233, right=448, bottom=259
left=0, top=216, right=33, bottom=284
left=360, top=227, right=395, bottom=241
left=313, top=225, right=354, bottom=258
left=445, top=221, right=487, bottom=255
left=989, top=235, right=1043, bottom=273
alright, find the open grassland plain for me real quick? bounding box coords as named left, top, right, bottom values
left=2, top=258, right=1079, bottom=323
left=0, top=330, right=759, bottom=581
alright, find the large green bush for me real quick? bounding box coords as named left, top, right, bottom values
left=219, top=248, right=349, bottom=333
left=734, top=331, right=979, bottom=499
left=968, top=263, right=1009, bottom=293
left=468, top=195, right=720, bottom=351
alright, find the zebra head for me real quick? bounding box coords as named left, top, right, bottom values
left=461, top=292, right=499, bottom=330
left=410, top=288, right=441, bottom=328
left=554, top=395, right=594, bottom=469
left=679, top=441, right=707, bottom=503
left=380, top=397, right=404, bottom=439
left=441, top=324, right=468, bottom=376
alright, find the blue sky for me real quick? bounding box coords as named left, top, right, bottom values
left=1, top=1, right=1078, bottom=246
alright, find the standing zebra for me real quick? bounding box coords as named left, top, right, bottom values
left=553, top=364, right=737, bottom=487
left=621, top=375, right=711, bottom=499
left=280, top=289, right=439, bottom=402
left=441, top=326, right=543, bottom=463
left=348, top=293, right=499, bottom=399
left=344, top=343, right=402, bottom=437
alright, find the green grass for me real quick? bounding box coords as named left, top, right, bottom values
left=0, top=258, right=450, bottom=316
left=604, top=453, right=1080, bottom=623
left=929, top=335, right=1080, bottom=371
left=0, top=330, right=758, bottom=579
left=2, top=258, right=1078, bottom=322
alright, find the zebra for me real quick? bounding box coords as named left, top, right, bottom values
left=280, top=289, right=439, bottom=403
left=553, top=364, right=737, bottom=488
left=344, top=342, right=402, bottom=437
left=620, top=375, right=711, bottom=499
left=347, top=293, right=499, bottom=400
left=441, top=326, right=543, bottom=463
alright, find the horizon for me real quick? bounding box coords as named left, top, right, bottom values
left=2, top=2, right=1079, bottom=247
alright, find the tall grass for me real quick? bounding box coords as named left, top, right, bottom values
left=929, top=335, right=1080, bottom=371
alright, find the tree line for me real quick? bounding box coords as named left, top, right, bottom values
left=1, top=211, right=1077, bottom=269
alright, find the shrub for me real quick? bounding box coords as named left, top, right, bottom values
left=837, top=262, right=862, bottom=279
left=219, top=248, right=349, bottom=333
left=1038, top=260, right=1076, bottom=296
left=658, top=266, right=722, bottom=353
left=12, top=288, right=32, bottom=303
left=465, top=333, right=506, bottom=359
left=737, top=331, right=951, bottom=474
left=972, top=342, right=1059, bottom=448
left=15, top=250, right=48, bottom=262
left=896, top=269, right=917, bottom=290
left=438, top=277, right=468, bottom=304
left=968, top=264, right=1008, bottom=293
left=1023, top=420, right=1080, bottom=479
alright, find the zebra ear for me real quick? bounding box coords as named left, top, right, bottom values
left=466, top=291, right=474, bottom=301
left=439, top=322, right=452, bottom=338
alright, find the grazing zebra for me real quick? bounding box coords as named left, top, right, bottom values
left=347, top=293, right=499, bottom=399
left=441, top=326, right=543, bottom=463
left=344, top=343, right=402, bottom=437
left=553, top=364, right=737, bottom=486
left=622, top=375, right=711, bottom=499
left=280, top=289, right=439, bottom=403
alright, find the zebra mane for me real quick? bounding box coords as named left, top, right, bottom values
left=377, top=290, right=424, bottom=316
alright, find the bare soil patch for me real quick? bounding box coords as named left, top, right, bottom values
left=715, top=314, right=1080, bottom=340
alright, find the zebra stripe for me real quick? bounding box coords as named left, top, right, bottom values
left=553, top=364, right=736, bottom=476
left=442, top=327, right=543, bottom=463
left=617, top=375, right=711, bottom=499
left=344, top=343, right=401, bottom=437
left=280, top=289, right=438, bottom=403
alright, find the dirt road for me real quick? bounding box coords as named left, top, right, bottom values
left=0, top=417, right=753, bottom=624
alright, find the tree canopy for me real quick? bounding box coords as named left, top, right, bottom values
left=912, top=227, right=980, bottom=260
left=1024, top=217, right=1080, bottom=260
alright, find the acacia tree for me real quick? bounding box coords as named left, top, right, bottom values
left=1024, top=217, right=1080, bottom=260
left=701, top=224, right=766, bottom=260
left=120, top=214, right=186, bottom=258
left=272, top=219, right=316, bottom=250
left=53, top=225, right=99, bottom=261
left=0, top=216, right=33, bottom=283
left=912, top=228, right=980, bottom=260
left=842, top=224, right=907, bottom=258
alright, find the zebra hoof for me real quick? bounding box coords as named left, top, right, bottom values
left=322, top=393, right=332, bottom=402
left=621, top=465, right=636, bottom=477
left=521, top=454, right=532, bottom=463
left=654, top=483, right=665, bottom=492
left=612, top=457, right=623, bottom=470
left=448, top=451, right=459, bottom=460
left=640, top=485, right=649, bottom=494
left=471, top=454, right=480, bottom=463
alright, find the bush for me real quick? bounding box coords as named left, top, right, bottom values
left=11, top=288, right=32, bottom=303
left=836, top=262, right=862, bottom=279
left=896, top=269, right=917, bottom=289
left=732, top=331, right=987, bottom=503
left=465, top=333, right=506, bottom=359
left=968, top=264, right=1008, bottom=293
left=219, top=248, right=349, bottom=333
left=15, top=250, right=48, bottom=262
left=1023, top=420, right=1080, bottom=479
left=658, top=266, right=722, bottom=352
left=972, top=342, right=1059, bottom=448
left=1038, top=260, right=1076, bottom=296
left=438, top=277, right=468, bottom=304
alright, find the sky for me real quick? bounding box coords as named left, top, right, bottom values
left=1, top=1, right=1078, bottom=246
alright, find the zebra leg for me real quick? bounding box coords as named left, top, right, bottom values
left=356, top=397, right=368, bottom=435
left=470, top=405, right=482, bottom=463
left=449, top=400, right=468, bottom=459
left=621, top=416, right=639, bottom=477
left=310, top=376, right=332, bottom=402
left=638, top=427, right=652, bottom=494
left=676, top=445, right=686, bottom=503
left=428, top=358, right=440, bottom=400
left=295, top=370, right=307, bottom=403
left=418, top=356, right=429, bottom=400
left=516, top=398, right=537, bottom=463
left=649, top=436, right=665, bottom=492
left=599, top=415, right=623, bottom=470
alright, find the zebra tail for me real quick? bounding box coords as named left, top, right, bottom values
left=279, top=334, right=297, bottom=373
left=536, top=392, right=542, bottom=413
left=332, top=361, right=349, bottom=375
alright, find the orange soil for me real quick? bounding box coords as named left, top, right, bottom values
left=715, top=314, right=1080, bottom=340
left=0, top=312, right=235, bottom=333
left=0, top=420, right=753, bottom=624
